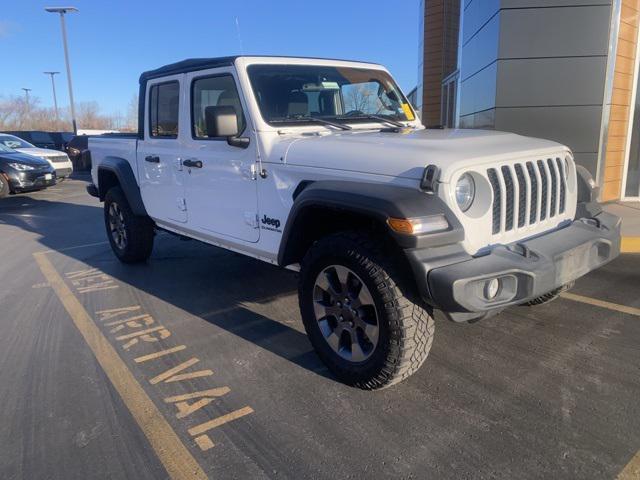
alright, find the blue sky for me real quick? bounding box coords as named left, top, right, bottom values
left=1, top=0, right=419, bottom=117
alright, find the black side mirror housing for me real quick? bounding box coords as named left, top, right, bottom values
left=205, top=105, right=239, bottom=138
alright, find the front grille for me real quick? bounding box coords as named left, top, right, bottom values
left=487, top=169, right=501, bottom=234
left=487, top=157, right=567, bottom=235
left=48, top=155, right=69, bottom=163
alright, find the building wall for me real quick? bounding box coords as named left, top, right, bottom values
left=416, top=0, right=460, bottom=126
left=458, top=0, right=613, bottom=178
left=601, top=0, right=640, bottom=201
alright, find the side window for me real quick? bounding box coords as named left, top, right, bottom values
left=149, top=81, right=179, bottom=138
left=192, top=74, right=246, bottom=138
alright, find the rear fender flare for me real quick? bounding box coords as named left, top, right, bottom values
left=97, top=156, right=148, bottom=216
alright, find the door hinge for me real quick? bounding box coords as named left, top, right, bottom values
left=175, top=158, right=183, bottom=171
left=177, top=197, right=187, bottom=211
left=250, top=164, right=258, bottom=180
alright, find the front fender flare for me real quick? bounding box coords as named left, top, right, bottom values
left=277, top=180, right=464, bottom=266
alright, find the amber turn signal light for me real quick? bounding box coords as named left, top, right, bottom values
left=387, top=215, right=449, bottom=235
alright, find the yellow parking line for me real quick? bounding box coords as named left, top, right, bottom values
left=33, top=252, right=207, bottom=480
left=619, top=450, right=640, bottom=480
left=35, top=240, right=109, bottom=254
left=561, top=292, right=640, bottom=317
left=622, top=236, right=640, bottom=253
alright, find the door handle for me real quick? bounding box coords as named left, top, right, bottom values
left=145, top=155, right=160, bottom=163
left=183, top=159, right=203, bottom=169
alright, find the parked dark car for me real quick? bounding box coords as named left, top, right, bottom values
left=49, top=132, right=75, bottom=151
left=0, top=144, right=56, bottom=198
left=66, top=135, right=93, bottom=171
left=5, top=131, right=57, bottom=150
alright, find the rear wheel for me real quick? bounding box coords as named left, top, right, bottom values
left=299, top=231, right=435, bottom=390
left=104, top=186, right=154, bottom=263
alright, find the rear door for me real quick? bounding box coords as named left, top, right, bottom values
left=137, top=75, right=188, bottom=224
left=182, top=68, right=260, bottom=243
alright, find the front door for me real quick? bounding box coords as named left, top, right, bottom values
left=137, top=75, right=187, bottom=224
left=183, top=68, right=259, bottom=243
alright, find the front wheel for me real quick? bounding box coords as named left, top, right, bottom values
left=299, top=231, right=435, bottom=390
left=104, top=186, right=155, bottom=263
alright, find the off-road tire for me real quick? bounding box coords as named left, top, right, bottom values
left=298, top=231, right=435, bottom=390
left=0, top=175, right=9, bottom=198
left=104, top=186, right=154, bottom=263
left=521, top=282, right=574, bottom=306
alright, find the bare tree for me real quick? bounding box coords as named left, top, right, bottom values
left=125, top=94, right=138, bottom=132
left=0, top=93, right=134, bottom=132
left=343, top=85, right=375, bottom=114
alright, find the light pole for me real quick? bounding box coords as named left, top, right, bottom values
left=45, top=7, right=79, bottom=134
left=22, top=88, right=32, bottom=127
left=43, top=71, right=60, bottom=122
left=21, top=87, right=31, bottom=104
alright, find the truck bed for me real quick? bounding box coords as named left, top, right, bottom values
left=89, top=135, right=139, bottom=184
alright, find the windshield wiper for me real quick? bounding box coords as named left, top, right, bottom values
left=336, top=114, right=406, bottom=128
left=272, top=115, right=352, bottom=131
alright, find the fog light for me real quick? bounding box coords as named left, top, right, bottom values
left=484, top=278, right=501, bottom=300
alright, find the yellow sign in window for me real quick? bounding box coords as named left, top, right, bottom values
left=401, top=103, right=415, bottom=121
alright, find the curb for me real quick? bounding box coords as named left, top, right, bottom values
left=621, top=236, right=640, bottom=253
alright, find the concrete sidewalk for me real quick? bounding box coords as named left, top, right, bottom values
left=603, top=201, right=640, bottom=253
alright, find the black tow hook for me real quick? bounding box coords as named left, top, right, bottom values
left=580, top=217, right=603, bottom=229
left=507, top=243, right=534, bottom=259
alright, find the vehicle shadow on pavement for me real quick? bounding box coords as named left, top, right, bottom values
left=1, top=191, right=332, bottom=381
left=5, top=183, right=640, bottom=479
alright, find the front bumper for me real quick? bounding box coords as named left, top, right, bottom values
left=409, top=211, right=621, bottom=322
left=9, top=170, right=57, bottom=192
left=55, top=167, right=73, bottom=178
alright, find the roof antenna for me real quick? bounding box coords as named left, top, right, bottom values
left=235, top=17, right=244, bottom=54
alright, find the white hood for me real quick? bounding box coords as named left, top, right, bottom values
left=16, top=147, right=65, bottom=158
left=281, top=128, right=569, bottom=183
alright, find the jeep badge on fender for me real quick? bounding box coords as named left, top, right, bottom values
left=86, top=55, right=621, bottom=390
left=261, top=215, right=281, bottom=231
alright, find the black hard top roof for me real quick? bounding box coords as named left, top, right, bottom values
left=138, top=55, right=380, bottom=83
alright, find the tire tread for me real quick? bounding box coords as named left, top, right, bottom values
left=299, top=231, right=435, bottom=390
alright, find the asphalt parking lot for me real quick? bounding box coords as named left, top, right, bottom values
left=1, top=175, right=639, bottom=480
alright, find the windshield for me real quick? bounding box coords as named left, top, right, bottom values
left=247, top=64, right=416, bottom=126
left=0, top=143, right=17, bottom=153
left=0, top=134, right=35, bottom=149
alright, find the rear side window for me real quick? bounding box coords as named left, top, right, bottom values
left=149, top=81, right=179, bottom=138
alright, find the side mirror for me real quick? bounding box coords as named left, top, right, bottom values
left=204, top=105, right=239, bottom=138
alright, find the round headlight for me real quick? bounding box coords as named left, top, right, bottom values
left=455, top=173, right=475, bottom=212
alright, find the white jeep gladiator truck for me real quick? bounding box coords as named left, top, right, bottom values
left=88, top=56, right=621, bottom=389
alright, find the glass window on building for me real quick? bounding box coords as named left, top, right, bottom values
left=625, top=91, right=640, bottom=198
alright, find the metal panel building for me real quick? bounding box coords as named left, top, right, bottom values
left=418, top=0, right=640, bottom=202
